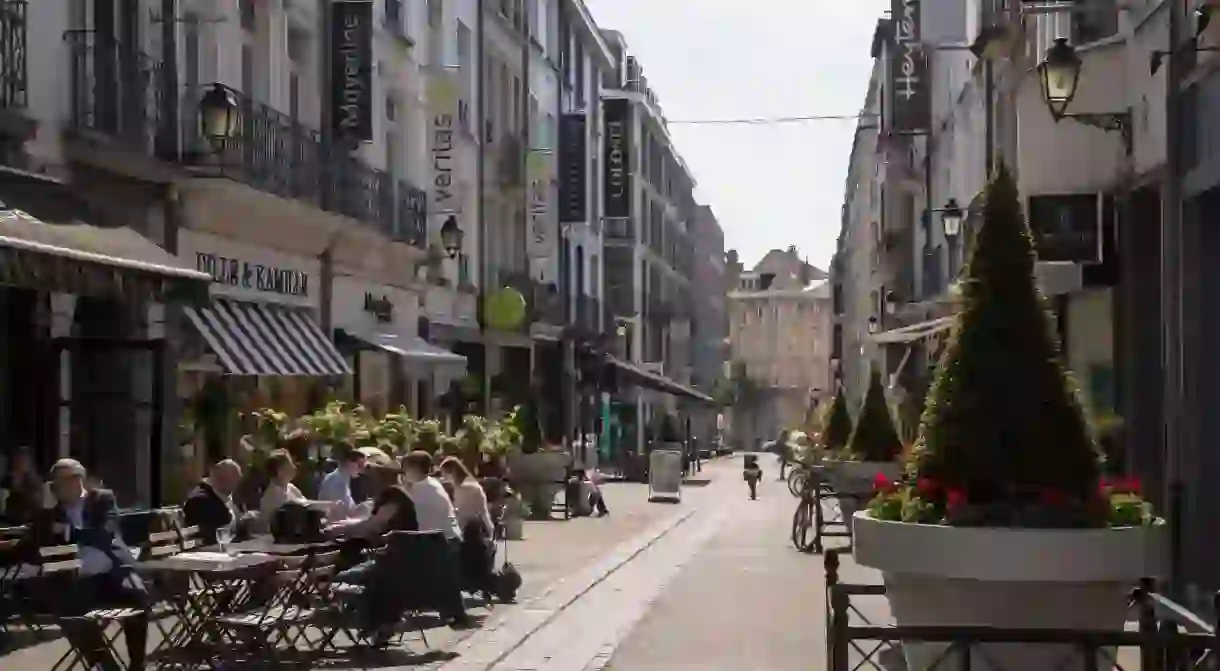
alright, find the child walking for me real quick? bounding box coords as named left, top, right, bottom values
left=743, top=455, right=763, bottom=500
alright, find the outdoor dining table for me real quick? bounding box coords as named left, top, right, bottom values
left=223, top=535, right=336, bottom=556
left=137, top=551, right=281, bottom=669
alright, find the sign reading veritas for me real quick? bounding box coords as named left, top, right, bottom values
left=195, top=253, right=310, bottom=297
left=558, top=114, right=587, bottom=223
left=889, top=0, right=929, bottom=133
left=602, top=99, right=631, bottom=219
left=330, top=0, right=373, bottom=141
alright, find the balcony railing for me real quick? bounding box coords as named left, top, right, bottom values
left=0, top=1, right=26, bottom=109
left=180, top=84, right=426, bottom=247
left=66, top=31, right=170, bottom=156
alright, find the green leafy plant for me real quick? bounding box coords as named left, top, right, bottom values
left=846, top=369, right=902, bottom=462
left=413, top=419, right=445, bottom=455
left=821, top=389, right=853, bottom=452
left=869, top=165, right=1150, bottom=528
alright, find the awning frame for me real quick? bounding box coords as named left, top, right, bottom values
left=870, top=315, right=955, bottom=344
left=604, top=356, right=715, bottom=404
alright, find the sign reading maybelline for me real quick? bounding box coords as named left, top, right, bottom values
left=889, top=0, right=929, bottom=133
left=330, top=0, right=373, bottom=141
left=603, top=98, right=631, bottom=219
left=558, top=114, right=588, bottom=223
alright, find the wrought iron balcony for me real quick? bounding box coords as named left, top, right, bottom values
left=0, top=1, right=26, bottom=110
left=181, top=84, right=426, bottom=247
left=66, top=30, right=171, bottom=156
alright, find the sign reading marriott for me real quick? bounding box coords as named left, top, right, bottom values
left=195, top=252, right=310, bottom=298
left=889, top=0, right=929, bottom=133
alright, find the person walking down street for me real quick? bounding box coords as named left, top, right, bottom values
left=743, top=455, right=763, bottom=500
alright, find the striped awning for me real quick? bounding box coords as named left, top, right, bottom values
left=183, top=298, right=352, bottom=376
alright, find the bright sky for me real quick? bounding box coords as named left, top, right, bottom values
left=584, top=0, right=890, bottom=271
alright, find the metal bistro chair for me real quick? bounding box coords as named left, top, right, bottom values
left=38, top=544, right=147, bottom=671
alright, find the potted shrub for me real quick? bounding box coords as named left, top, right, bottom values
left=821, top=388, right=853, bottom=453
left=854, top=166, right=1163, bottom=670
left=826, top=368, right=903, bottom=519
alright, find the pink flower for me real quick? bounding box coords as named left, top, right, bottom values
left=946, top=488, right=967, bottom=510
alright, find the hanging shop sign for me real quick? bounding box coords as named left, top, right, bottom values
left=1026, top=193, right=1102, bottom=263
left=888, top=0, right=929, bottom=134
left=363, top=292, right=394, bottom=324
left=558, top=113, right=588, bottom=223
left=603, top=98, right=631, bottom=219
left=330, top=0, right=374, bottom=141
left=428, top=72, right=463, bottom=241
left=526, top=151, right=553, bottom=281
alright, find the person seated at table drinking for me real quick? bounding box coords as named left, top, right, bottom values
left=23, top=459, right=150, bottom=671
left=318, top=444, right=367, bottom=520
left=401, top=451, right=475, bottom=627
left=182, top=459, right=245, bottom=546
left=255, top=450, right=330, bottom=534
left=0, top=445, right=44, bottom=524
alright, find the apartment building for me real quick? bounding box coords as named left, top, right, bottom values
left=834, top=0, right=1220, bottom=603
left=727, top=248, right=829, bottom=448
left=598, top=31, right=711, bottom=456
left=689, top=204, right=728, bottom=444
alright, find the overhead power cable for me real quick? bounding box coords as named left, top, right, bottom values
left=667, top=113, right=880, bottom=125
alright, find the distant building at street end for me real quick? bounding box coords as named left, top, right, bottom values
left=726, top=247, right=831, bottom=449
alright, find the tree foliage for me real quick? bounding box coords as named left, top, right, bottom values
left=846, top=369, right=903, bottom=462
left=821, top=388, right=853, bottom=451
left=909, top=165, right=1101, bottom=515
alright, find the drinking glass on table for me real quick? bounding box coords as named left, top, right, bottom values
left=216, top=524, right=234, bottom=555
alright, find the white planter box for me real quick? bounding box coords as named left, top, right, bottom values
left=853, top=512, right=1167, bottom=670
left=824, top=461, right=903, bottom=519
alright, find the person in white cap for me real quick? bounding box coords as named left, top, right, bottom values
left=22, top=458, right=150, bottom=670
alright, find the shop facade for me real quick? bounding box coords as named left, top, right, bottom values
left=171, top=229, right=349, bottom=497
left=0, top=170, right=212, bottom=510
left=331, top=275, right=465, bottom=417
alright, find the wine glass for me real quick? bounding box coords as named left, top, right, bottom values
left=216, top=525, right=234, bottom=556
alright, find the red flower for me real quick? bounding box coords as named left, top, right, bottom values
left=946, top=488, right=967, bottom=510
left=1115, top=477, right=1142, bottom=495
left=916, top=478, right=938, bottom=497
left=873, top=473, right=895, bottom=493
left=1040, top=489, right=1068, bottom=506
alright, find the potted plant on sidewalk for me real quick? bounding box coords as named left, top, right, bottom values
left=853, top=166, right=1163, bottom=670
left=821, top=388, right=853, bottom=454
left=826, top=368, right=903, bottom=519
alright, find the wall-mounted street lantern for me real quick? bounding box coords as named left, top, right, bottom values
left=1036, top=38, right=1132, bottom=156
left=884, top=290, right=897, bottom=315
left=439, top=215, right=464, bottom=258
left=867, top=315, right=879, bottom=334
left=1037, top=38, right=1082, bottom=122
left=199, top=83, right=240, bottom=152
left=940, top=198, right=963, bottom=239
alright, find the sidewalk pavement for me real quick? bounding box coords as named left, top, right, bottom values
left=0, top=469, right=706, bottom=670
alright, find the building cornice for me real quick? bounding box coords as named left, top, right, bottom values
left=566, top=0, right=615, bottom=73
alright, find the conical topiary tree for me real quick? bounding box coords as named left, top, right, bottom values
left=909, top=164, right=1101, bottom=523
left=822, top=388, right=853, bottom=451
left=847, top=368, right=903, bottom=462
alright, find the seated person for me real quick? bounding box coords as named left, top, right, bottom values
left=255, top=450, right=328, bottom=534
left=1, top=446, right=44, bottom=524
left=326, top=450, right=418, bottom=576
left=440, top=457, right=495, bottom=599
left=317, top=444, right=367, bottom=521
left=23, top=459, right=150, bottom=671
left=182, top=459, right=244, bottom=546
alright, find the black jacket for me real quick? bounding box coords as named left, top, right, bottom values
left=23, top=489, right=132, bottom=568
left=182, top=481, right=234, bottom=546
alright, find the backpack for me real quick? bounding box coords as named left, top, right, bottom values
left=270, top=501, right=326, bottom=544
